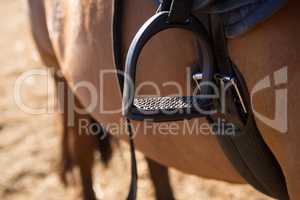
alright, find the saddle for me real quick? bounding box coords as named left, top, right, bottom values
left=156, top=0, right=288, bottom=38
left=112, top=0, right=289, bottom=199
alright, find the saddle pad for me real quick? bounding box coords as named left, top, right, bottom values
left=154, top=0, right=288, bottom=38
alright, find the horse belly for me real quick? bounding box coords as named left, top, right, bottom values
left=48, top=0, right=243, bottom=184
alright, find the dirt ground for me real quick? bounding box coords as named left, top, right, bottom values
left=0, top=1, right=273, bottom=200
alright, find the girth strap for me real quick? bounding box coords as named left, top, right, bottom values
left=208, top=14, right=289, bottom=199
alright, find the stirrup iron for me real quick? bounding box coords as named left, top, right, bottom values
left=122, top=11, right=215, bottom=122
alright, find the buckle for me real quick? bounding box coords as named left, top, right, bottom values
left=214, top=74, right=247, bottom=114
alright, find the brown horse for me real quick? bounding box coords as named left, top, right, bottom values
left=27, top=0, right=300, bottom=199
left=27, top=1, right=175, bottom=200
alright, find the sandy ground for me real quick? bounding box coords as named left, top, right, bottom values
left=0, top=1, right=273, bottom=200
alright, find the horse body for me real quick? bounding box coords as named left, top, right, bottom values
left=28, top=0, right=300, bottom=199
left=228, top=4, right=300, bottom=197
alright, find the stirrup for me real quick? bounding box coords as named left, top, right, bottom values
left=122, top=11, right=215, bottom=122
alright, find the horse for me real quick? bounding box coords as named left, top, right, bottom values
left=27, top=0, right=300, bottom=199
left=27, top=1, right=175, bottom=199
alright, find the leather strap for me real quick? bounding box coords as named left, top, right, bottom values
left=208, top=14, right=289, bottom=200
left=168, top=0, right=193, bottom=23
left=113, top=0, right=124, bottom=90
left=160, top=0, right=172, bottom=11
left=113, top=1, right=138, bottom=200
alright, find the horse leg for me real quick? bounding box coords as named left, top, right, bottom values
left=48, top=72, right=74, bottom=187
left=146, top=157, right=175, bottom=200
left=70, top=97, right=98, bottom=200
left=53, top=69, right=96, bottom=200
